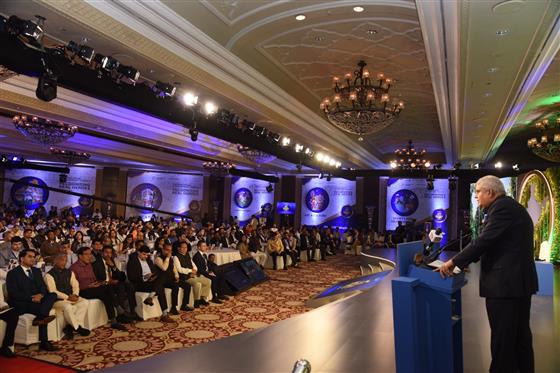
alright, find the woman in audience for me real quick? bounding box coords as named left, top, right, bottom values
left=71, top=231, right=86, bottom=253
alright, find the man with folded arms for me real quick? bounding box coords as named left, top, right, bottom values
left=70, top=247, right=126, bottom=330
left=127, top=245, right=174, bottom=322
left=45, top=254, right=90, bottom=339
left=173, top=240, right=211, bottom=309
left=6, top=249, right=58, bottom=351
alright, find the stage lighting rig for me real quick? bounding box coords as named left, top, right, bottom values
left=92, top=54, right=119, bottom=73
left=116, top=64, right=140, bottom=83
left=154, top=81, right=176, bottom=98
left=66, top=40, right=95, bottom=63
left=190, top=128, right=199, bottom=142
left=5, top=15, right=44, bottom=49
left=36, top=57, right=58, bottom=102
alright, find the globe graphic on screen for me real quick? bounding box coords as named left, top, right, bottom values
left=432, top=209, right=447, bottom=223
left=341, top=205, right=354, bottom=218
left=305, top=187, right=329, bottom=213
left=78, top=196, right=93, bottom=208
left=130, top=183, right=163, bottom=213
left=234, top=188, right=253, bottom=209
left=11, top=177, right=49, bottom=210
left=390, top=189, right=419, bottom=217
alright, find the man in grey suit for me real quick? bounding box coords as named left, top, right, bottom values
left=0, top=236, right=24, bottom=268
left=438, top=175, right=538, bottom=373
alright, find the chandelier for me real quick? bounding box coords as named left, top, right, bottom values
left=237, top=145, right=277, bottom=164
left=50, top=147, right=91, bottom=165
left=390, top=140, right=430, bottom=169
left=320, top=60, right=404, bottom=140
left=203, top=161, right=234, bottom=176
left=13, top=114, right=77, bottom=145
left=527, top=114, right=560, bottom=162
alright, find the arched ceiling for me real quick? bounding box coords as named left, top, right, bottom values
left=0, top=0, right=559, bottom=173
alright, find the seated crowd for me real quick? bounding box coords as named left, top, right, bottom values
left=0, top=203, right=393, bottom=358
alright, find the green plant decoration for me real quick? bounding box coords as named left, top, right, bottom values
left=544, top=168, right=560, bottom=264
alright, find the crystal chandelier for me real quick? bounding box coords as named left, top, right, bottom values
left=237, top=145, right=277, bottom=164
left=13, top=114, right=77, bottom=145
left=203, top=161, right=234, bottom=176
left=390, top=140, right=430, bottom=169
left=320, top=60, right=404, bottom=140
left=527, top=114, right=560, bottom=162
left=50, top=147, right=91, bottom=165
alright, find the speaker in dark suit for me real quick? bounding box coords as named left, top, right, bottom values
left=438, top=176, right=538, bottom=373
left=6, top=249, right=57, bottom=350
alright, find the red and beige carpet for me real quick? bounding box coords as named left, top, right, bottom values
left=15, top=255, right=361, bottom=371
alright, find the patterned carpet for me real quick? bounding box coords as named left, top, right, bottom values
left=17, top=254, right=361, bottom=371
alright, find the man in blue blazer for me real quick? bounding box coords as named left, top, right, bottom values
left=6, top=249, right=58, bottom=351
left=438, top=175, right=538, bottom=373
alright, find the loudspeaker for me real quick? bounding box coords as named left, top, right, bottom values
left=220, top=262, right=252, bottom=292
left=36, top=73, right=57, bottom=102
left=238, top=258, right=268, bottom=284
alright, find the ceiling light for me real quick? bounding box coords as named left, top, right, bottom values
left=323, top=155, right=331, bottom=164
left=295, top=14, right=306, bottom=21
left=367, top=29, right=378, bottom=35
left=304, top=147, right=311, bottom=155
left=494, top=161, right=503, bottom=169
left=204, top=102, right=218, bottom=115
left=487, top=67, right=499, bottom=73
left=295, top=144, right=304, bottom=153
left=281, top=137, right=291, bottom=146
left=473, top=163, right=480, bottom=169
left=183, top=92, right=198, bottom=106
left=512, top=164, right=519, bottom=171
left=329, top=159, right=336, bottom=166
left=496, top=29, right=509, bottom=36
left=353, top=6, right=365, bottom=12
left=335, top=161, right=342, bottom=168
left=316, top=152, right=324, bottom=162
left=483, top=92, right=493, bottom=97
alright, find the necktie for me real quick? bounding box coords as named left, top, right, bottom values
left=203, top=253, right=208, bottom=260
left=27, top=269, right=34, bottom=280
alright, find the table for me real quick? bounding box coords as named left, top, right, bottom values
left=206, top=248, right=241, bottom=266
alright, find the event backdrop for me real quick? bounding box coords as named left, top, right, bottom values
left=3, top=167, right=96, bottom=216
left=386, top=178, right=450, bottom=243
left=126, top=171, right=203, bottom=220
left=301, top=177, right=356, bottom=228
left=230, top=177, right=275, bottom=225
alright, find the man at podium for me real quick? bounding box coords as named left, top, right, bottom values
left=436, top=175, right=538, bottom=373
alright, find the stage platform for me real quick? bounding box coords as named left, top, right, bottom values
left=100, top=248, right=559, bottom=373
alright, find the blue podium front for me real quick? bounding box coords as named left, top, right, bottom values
left=392, top=241, right=467, bottom=373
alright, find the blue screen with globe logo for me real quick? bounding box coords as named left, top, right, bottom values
left=305, top=187, right=330, bottom=213
left=234, top=187, right=253, bottom=209
left=130, top=183, right=163, bottom=213
left=341, top=205, right=354, bottom=218
left=11, top=177, right=49, bottom=210
left=390, top=189, right=419, bottom=217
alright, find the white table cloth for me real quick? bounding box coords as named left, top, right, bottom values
left=206, top=249, right=241, bottom=265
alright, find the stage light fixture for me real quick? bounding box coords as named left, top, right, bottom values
left=304, top=147, right=311, bottom=155
left=190, top=128, right=199, bottom=142
left=316, top=152, right=324, bottom=162
left=266, top=183, right=273, bottom=193
left=494, top=161, right=502, bottom=169
left=513, top=164, right=519, bottom=171
left=182, top=92, right=198, bottom=106
left=0, top=155, right=7, bottom=163
left=36, top=71, right=58, bottom=102
left=390, top=161, right=397, bottom=169
left=281, top=137, right=291, bottom=146
left=269, top=133, right=280, bottom=143
left=6, top=15, right=44, bottom=47
left=117, top=64, right=140, bottom=82
left=204, top=101, right=218, bottom=115
left=295, top=144, right=304, bottom=153
left=92, top=54, right=120, bottom=71
left=155, top=81, right=176, bottom=97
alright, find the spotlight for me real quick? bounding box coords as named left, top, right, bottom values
left=281, top=137, right=291, bottom=146
left=0, top=155, right=7, bottom=163
left=390, top=160, right=397, bottom=169
left=36, top=70, right=57, bottom=102
left=101, top=56, right=119, bottom=71
left=304, top=147, right=311, bottom=155
left=190, top=128, right=199, bottom=141
left=6, top=15, right=44, bottom=47
left=472, top=163, right=480, bottom=169
left=494, top=161, right=502, bottom=169
left=78, top=45, right=95, bottom=63
left=513, top=164, right=519, bottom=171
left=154, top=81, right=176, bottom=97
left=335, top=161, right=341, bottom=168
left=329, top=159, right=336, bottom=167
left=11, top=156, right=19, bottom=162
left=59, top=173, right=68, bottom=183
left=424, top=161, right=431, bottom=168
left=117, top=64, right=140, bottom=82
left=295, top=144, right=304, bottom=153
left=182, top=92, right=199, bottom=106
left=266, top=183, right=273, bottom=193
left=269, top=133, right=280, bottom=143
left=323, top=155, right=331, bottom=164
left=204, top=101, right=218, bottom=115
left=245, top=121, right=256, bottom=131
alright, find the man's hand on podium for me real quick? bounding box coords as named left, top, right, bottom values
left=434, top=258, right=455, bottom=278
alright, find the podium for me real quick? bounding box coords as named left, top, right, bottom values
left=392, top=241, right=467, bottom=373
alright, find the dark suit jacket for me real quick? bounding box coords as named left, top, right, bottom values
left=453, top=195, right=538, bottom=298
left=93, top=258, right=126, bottom=282
left=126, top=256, right=156, bottom=285
left=192, top=251, right=210, bottom=277
left=6, top=266, right=48, bottom=303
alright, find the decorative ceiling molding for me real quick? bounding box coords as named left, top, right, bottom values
left=415, top=0, right=460, bottom=165
left=67, top=0, right=383, bottom=168
left=485, top=15, right=560, bottom=161
left=199, top=0, right=291, bottom=27
left=225, top=0, right=417, bottom=50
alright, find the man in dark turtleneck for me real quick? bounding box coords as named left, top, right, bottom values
left=45, top=254, right=90, bottom=340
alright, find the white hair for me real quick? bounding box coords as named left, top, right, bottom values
left=476, top=175, right=505, bottom=196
